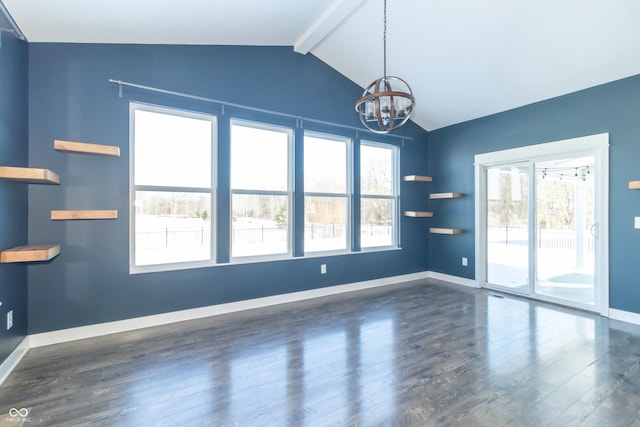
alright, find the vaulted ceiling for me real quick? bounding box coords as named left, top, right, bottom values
left=4, top=0, right=640, bottom=131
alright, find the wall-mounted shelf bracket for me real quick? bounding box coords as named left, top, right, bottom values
left=51, top=210, right=118, bottom=221
left=0, top=166, right=60, bottom=184
left=404, top=211, right=433, bottom=217
left=430, top=192, right=462, bottom=199
left=1, top=244, right=61, bottom=263
left=403, top=175, right=432, bottom=182
left=430, top=228, right=462, bottom=235
left=54, top=140, right=120, bottom=157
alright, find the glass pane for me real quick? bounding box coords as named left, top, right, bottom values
left=305, top=196, right=347, bottom=252
left=304, top=135, right=347, bottom=193
left=134, top=109, right=212, bottom=188
left=535, top=156, right=595, bottom=305
left=361, top=198, right=394, bottom=248
left=134, top=191, right=211, bottom=266
left=232, top=194, right=288, bottom=257
left=486, top=165, right=529, bottom=291
left=361, top=144, right=393, bottom=195
left=231, top=123, right=289, bottom=191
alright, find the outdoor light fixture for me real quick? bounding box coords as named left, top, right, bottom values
left=355, top=0, right=415, bottom=134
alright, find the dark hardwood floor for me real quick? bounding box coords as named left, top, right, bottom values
left=1, top=279, right=640, bottom=426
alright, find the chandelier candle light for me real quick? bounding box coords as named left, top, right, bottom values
left=355, top=0, right=415, bottom=134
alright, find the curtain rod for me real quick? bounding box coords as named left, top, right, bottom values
left=108, top=79, right=413, bottom=142
left=0, top=1, right=24, bottom=40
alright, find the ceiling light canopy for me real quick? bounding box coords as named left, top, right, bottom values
left=355, top=0, right=415, bottom=134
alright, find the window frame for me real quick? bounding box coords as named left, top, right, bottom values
left=359, top=140, right=400, bottom=250
left=229, top=119, right=294, bottom=262
left=129, top=102, right=218, bottom=274
left=303, top=131, right=352, bottom=255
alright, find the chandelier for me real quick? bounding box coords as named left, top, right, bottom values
left=355, top=0, right=415, bottom=134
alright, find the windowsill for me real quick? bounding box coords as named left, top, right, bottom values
left=129, top=246, right=402, bottom=274
left=130, top=259, right=217, bottom=275
left=229, top=253, right=293, bottom=265
left=302, top=249, right=351, bottom=259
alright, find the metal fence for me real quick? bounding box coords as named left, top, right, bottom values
left=488, top=226, right=595, bottom=252
left=137, top=223, right=394, bottom=249
left=136, top=227, right=211, bottom=249
left=305, top=223, right=346, bottom=239
left=232, top=226, right=287, bottom=245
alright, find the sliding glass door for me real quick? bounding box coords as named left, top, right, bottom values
left=486, top=164, right=530, bottom=294
left=534, top=156, right=595, bottom=306
left=476, top=134, right=608, bottom=314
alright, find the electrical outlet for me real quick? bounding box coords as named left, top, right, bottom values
left=321, top=264, right=327, bottom=274
left=7, top=310, right=13, bottom=330
left=462, top=257, right=468, bottom=267
left=635, top=217, right=640, bottom=229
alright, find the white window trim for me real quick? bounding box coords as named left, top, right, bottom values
left=303, top=131, right=352, bottom=254
left=474, top=133, right=609, bottom=315
left=129, top=102, right=218, bottom=274
left=360, top=140, right=400, bottom=250
left=229, top=119, right=294, bottom=262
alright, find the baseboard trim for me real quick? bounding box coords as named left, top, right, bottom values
left=609, top=308, right=640, bottom=325
left=29, top=271, right=430, bottom=348
left=0, top=337, right=29, bottom=386
left=427, top=271, right=479, bottom=288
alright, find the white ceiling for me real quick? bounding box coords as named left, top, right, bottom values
left=4, top=0, right=640, bottom=131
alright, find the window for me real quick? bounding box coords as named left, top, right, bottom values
left=304, top=133, right=350, bottom=253
left=360, top=141, right=399, bottom=248
left=129, top=102, right=402, bottom=272
left=230, top=121, right=292, bottom=258
left=131, top=104, right=216, bottom=270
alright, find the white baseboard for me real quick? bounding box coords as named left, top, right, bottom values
left=29, top=271, right=431, bottom=348
left=0, top=337, right=29, bottom=386
left=427, top=271, right=479, bottom=288
left=609, top=308, right=640, bottom=326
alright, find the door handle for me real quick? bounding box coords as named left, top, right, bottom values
left=590, top=223, right=599, bottom=238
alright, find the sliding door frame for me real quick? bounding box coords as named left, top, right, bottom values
left=474, top=133, right=609, bottom=315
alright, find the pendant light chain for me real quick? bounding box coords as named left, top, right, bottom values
left=383, top=0, right=387, bottom=79
left=354, top=0, right=415, bottom=134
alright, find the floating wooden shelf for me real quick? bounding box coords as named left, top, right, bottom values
left=404, top=211, right=433, bottom=218
left=51, top=210, right=118, bottom=221
left=430, top=192, right=462, bottom=199
left=0, top=166, right=60, bottom=184
left=54, top=140, right=120, bottom=157
left=403, top=175, right=432, bottom=182
left=629, top=181, right=640, bottom=189
left=430, top=228, right=462, bottom=235
left=0, top=244, right=60, bottom=263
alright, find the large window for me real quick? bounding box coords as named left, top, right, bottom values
left=130, top=102, right=402, bottom=272
left=230, top=121, right=292, bottom=258
left=131, top=104, right=216, bottom=270
left=304, top=133, right=350, bottom=253
left=360, top=141, right=399, bottom=248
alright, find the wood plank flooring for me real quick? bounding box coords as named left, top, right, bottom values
left=1, top=279, right=640, bottom=426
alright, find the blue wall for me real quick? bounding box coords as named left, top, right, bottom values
left=0, top=32, right=29, bottom=359
left=27, top=44, right=429, bottom=334
left=428, top=74, right=640, bottom=313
